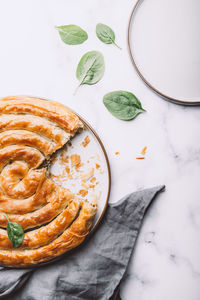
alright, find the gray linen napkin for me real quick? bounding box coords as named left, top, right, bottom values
left=0, top=185, right=165, bottom=300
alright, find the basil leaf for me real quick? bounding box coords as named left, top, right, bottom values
left=75, top=51, right=105, bottom=93
left=55, top=25, right=88, bottom=45
left=4, top=214, right=24, bottom=248
left=96, top=23, right=121, bottom=50
left=103, top=90, right=146, bottom=121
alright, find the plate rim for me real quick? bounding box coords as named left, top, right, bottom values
left=127, top=0, right=200, bottom=106
left=72, top=110, right=111, bottom=234
left=0, top=95, right=111, bottom=268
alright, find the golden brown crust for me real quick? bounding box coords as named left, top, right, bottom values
left=0, top=96, right=83, bottom=134
left=0, top=180, right=73, bottom=229
left=0, top=114, right=70, bottom=145
left=0, top=198, right=81, bottom=250
left=0, top=174, right=57, bottom=214
left=0, top=201, right=97, bottom=267
left=0, top=163, right=46, bottom=200
left=0, top=130, right=55, bottom=156
left=0, top=145, right=44, bottom=171
left=0, top=96, right=97, bottom=267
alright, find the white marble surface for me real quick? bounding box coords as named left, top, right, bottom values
left=0, top=0, right=200, bottom=299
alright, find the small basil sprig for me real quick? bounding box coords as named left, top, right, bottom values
left=55, top=25, right=88, bottom=45
left=75, top=50, right=105, bottom=94
left=4, top=214, right=24, bottom=248
left=103, top=90, right=146, bottom=120
left=96, top=23, right=121, bottom=50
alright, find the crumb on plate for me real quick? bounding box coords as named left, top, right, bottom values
left=89, top=184, right=95, bottom=189
left=81, top=180, right=89, bottom=189
left=81, top=167, right=94, bottom=182
left=96, top=163, right=100, bottom=169
left=70, top=154, right=83, bottom=171
left=82, top=135, right=90, bottom=147
left=60, top=150, right=69, bottom=163
left=90, top=177, right=96, bottom=183
left=78, top=189, right=88, bottom=197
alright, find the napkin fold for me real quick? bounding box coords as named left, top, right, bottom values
left=0, top=185, right=165, bottom=300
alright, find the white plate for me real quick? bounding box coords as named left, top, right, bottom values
left=128, top=0, right=200, bottom=105
left=49, top=115, right=111, bottom=232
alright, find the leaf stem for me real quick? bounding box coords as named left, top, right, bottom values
left=73, top=83, right=81, bottom=95
left=112, top=41, right=122, bottom=50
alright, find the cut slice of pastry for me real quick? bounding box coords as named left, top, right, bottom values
left=0, top=96, right=97, bottom=267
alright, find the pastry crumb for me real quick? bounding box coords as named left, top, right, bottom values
left=65, top=165, right=70, bottom=174
left=81, top=167, right=94, bottom=182
left=81, top=180, right=89, bottom=189
left=91, top=193, right=98, bottom=205
left=70, top=154, right=83, bottom=171
left=89, top=184, right=95, bottom=189
left=115, top=151, right=120, bottom=155
left=96, top=154, right=101, bottom=161
left=95, top=163, right=100, bottom=169
left=78, top=189, right=88, bottom=197
left=90, top=177, right=96, bottom=183
left=141, top=146, right=147, bottom=155
left=136, top=146, right=147, bottom=159
left=82, top=136, right=90, bottom=147
left=60, top=151, right=69, bottom=163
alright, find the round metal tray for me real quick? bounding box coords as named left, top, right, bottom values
left=0, top=96, right=111, bottom=268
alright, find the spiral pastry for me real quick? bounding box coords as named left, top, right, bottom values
left=0, top=96, right=97, bottom=267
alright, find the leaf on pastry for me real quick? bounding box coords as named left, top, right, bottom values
left=4, top=214, right=24, bottom=248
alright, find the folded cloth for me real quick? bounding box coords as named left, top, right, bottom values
left=0, top=185, right=165, bottom=300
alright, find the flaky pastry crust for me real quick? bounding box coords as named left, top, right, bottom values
left=0, top=96, right=97, bottom=267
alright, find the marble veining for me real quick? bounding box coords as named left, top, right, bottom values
left=0, top=0, right=199, bottom=299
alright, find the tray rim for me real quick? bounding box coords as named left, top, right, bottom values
left=0, top=95, right=111, bottom=268
left=127, top=0, right=200, bottom=106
